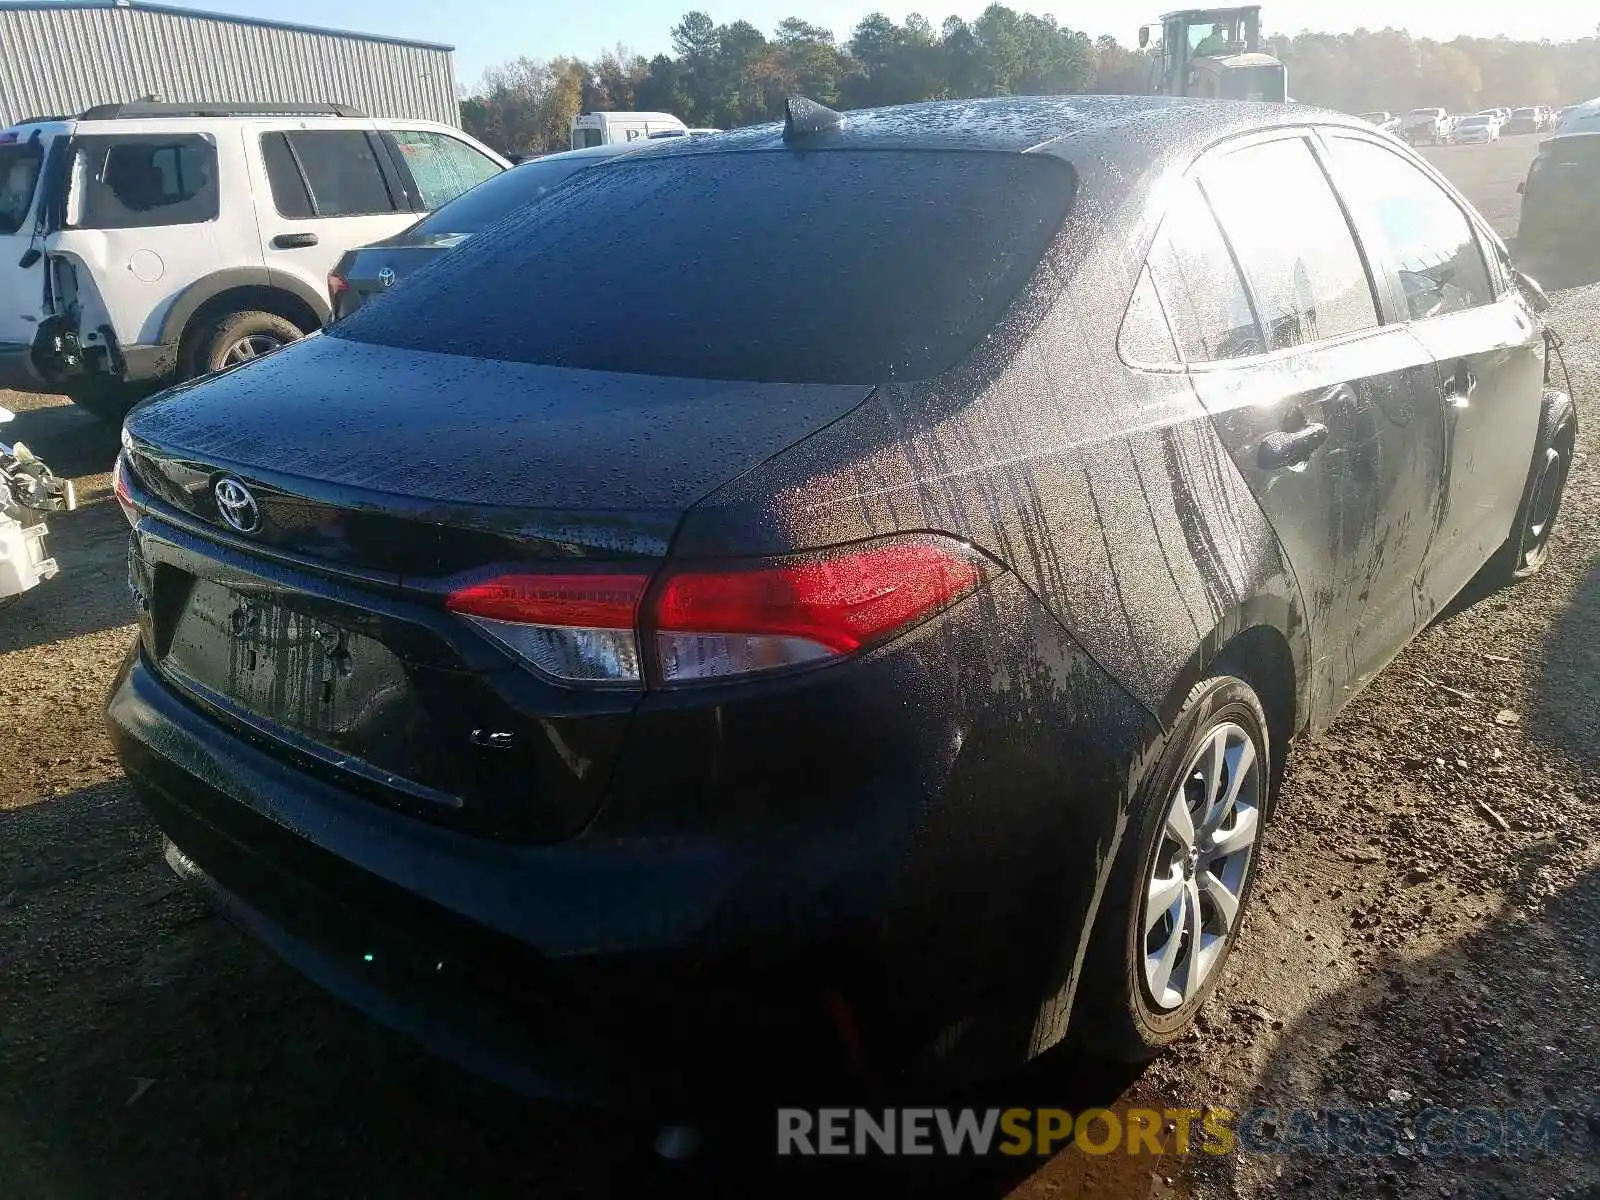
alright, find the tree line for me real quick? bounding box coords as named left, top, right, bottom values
left=459, top=9, right=1600, bottom=156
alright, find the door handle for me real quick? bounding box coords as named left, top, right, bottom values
left=1258, top=423, right=1329, bottom=471
left=1443, top=362, right=1477, bottom=408
left=271, top=232, right=318, bottom=249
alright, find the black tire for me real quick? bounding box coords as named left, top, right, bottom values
left=185, top=310, right=303, bottom=379
left=1489, top=407, right=1574, bottom=584
left=1076, top=674, right=1273, bottom=1063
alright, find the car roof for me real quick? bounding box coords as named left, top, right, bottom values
left=521, top=142, right=656, bottom=165
left=631, top=95, right=1350, bottom=168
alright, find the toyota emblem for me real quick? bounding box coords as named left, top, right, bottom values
left=213, top=477, right=262, bottom=534
left=377, top=266, right=396, bottom=289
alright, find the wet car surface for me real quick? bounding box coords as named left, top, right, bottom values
left=105, top=96, right=1573, bottom=1114
left=328, top=140, right=657, bottom=319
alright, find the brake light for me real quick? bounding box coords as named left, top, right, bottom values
left=327, top=273, right=348, bottom=298
left=654, top=539, right=987, bottom=682
left=446, top=572, right=648, bottom=684
left=444, top=536, right=992, bottom=687
left=111, top=452, right=137, bottom=526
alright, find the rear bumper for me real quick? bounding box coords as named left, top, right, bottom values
left=109, top=647, right=863, bottom=1113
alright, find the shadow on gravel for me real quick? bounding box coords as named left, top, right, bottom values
left=1530, top=557, right=1600, bottom=768
left=1211, top=846, right=1600, bottom=1197
left=0, top=780, right=1158, bottom=1200
left=0, top=496, right=136, bottom=654
left=2, top=399, right=120, bottom=480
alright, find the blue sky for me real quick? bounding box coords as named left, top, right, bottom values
left=145, top=1, right=1596, bottom=84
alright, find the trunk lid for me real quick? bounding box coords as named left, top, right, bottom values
left=123, top=332, right=876, bottom=578
left=337, top=241, right=461, bottom=313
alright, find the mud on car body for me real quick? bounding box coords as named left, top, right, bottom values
left=105, top=95, right=1573, bottom=1114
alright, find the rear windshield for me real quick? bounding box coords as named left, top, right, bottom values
left=333, top=149, right=1075, bottom=384
left=410, top=154, right=608, bottom=237
left=1514, top=109, right=1537, bottom=118
left=0, top=140, right=43, bottom=235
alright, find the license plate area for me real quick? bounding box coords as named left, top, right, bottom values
left=157, top=573, right=462, bottom=808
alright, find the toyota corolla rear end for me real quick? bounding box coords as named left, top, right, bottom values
left=106, top=127, right=1148, bottom=1110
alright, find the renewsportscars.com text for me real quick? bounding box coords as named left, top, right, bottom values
left=776, top=1106, right=1568, bottom=1158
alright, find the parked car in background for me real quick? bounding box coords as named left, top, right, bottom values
left=570, top=111, right=686, bottom=149
left=1506, top=107, right=1543, bottom=135
left=0, top=102, right=508, bottom=422
left=108, top=95, right=1573, bottom=1113
left=1357, top=111, right=1402, bottom=134
left=648, top=127, right=723, bottom=139
left=1454, top=114, right=1501, bottom=143
left=1556, top=100, right=1600, bottom=134
left=1516, top=132, right=1600, bottom=276
left=330, top=141, right=657, bottom=319
left=1401, top=107, right=1448, bottom=144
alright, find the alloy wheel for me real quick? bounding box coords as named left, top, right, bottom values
left=1143, top=720, right=1262, bottom=1011
left=222, top=333, right=287, bottom=366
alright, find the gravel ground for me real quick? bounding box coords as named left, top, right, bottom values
left=2, top=136, right=1595, bottom=1200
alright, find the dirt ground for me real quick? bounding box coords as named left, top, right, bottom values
left=3, top=135, right=1597, bottom=1200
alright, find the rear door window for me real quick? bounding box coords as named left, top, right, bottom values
left=0, top=140, right=42, bottom=235
left=333, top=150, right=1076, bottom=384
left=1323, top=136, right=1494, bottom=320
left=1144, top=179, right=1263, bottom=362
left=69, top=135, right=218, bottom=229
left=410, top=154, right=604, bottom=237
left=262, top=130, right=398, bottom=219
left=387, top=130, right=503, bottom=210
left=1201, top=137, right=1379, bottom=351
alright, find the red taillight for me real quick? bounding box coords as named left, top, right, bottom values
left=446, top=573, right=648, bottom=628
left=327, top=273, right=348, bottom=298
left=111, top=452, right=137, bottom=526
left=444, top=537, right=991, bottom=687
left=446, top=572, right=649, bottom=684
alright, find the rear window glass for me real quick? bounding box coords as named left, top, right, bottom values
left=333, top=150, right=1075, bottom=384
left=0, top=141, right=42, bottom=235
left=71, top=135, right=218, bottom=229
left=411, top=154, right=605, bottom=237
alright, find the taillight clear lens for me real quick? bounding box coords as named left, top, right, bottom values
left=111, top=452, right=137, bottom=526
left=445, top=573, right=648, bottom=684
left=444, top=537, right=992, bottom=687
left=654, top=537, right=990, bottom=683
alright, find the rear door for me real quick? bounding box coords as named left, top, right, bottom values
left=1150, top=132, right=1450, bottom=726
left=249, top=124, right=415, bottom=312
left=1321, top=132, right=1543, bottom=613
left=50, top=125, right=239, bottom=350
left=0, top=129, right=48, bottom=353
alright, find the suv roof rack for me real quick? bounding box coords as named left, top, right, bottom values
left=78, top=102, right=366, bottom=120
left=14, top=115, right=74, bottom=127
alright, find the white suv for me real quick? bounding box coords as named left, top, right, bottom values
left=0, top=102, right=507, bottom=420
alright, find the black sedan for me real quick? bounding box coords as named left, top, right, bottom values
left=327, top=140, right=657, bottom=320
left=108, top=95, right=1573, bottom=1113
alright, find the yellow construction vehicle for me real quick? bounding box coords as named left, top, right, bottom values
left=1139, top=7, right=1288, bottom=102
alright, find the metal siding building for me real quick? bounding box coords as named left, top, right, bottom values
left=0, top=1, right=458, bottom=127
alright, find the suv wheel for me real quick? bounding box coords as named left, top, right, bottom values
left=1077, top=674, right=1271, bottom=1061
left=187, top=310, right=303, bottom=379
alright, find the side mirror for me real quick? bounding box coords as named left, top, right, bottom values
left=1138, top=25, right=1150, bottom=48
left=1513, top=266, right=1551, bottom=313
